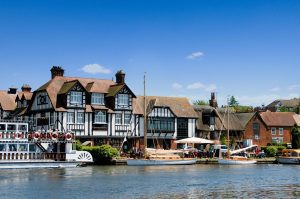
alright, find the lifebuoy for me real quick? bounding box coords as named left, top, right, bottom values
left=15, top=132, right=22, bottom=139
left=33, top=132, right=40, bottom=140
left=65, top=132, right=72, bottom=141
left=52, top=132, right=58, bottom=141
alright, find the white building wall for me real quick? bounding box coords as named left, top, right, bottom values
left=188, top=119, right=195, bottom=137
left=62, top=112, right=67, bottom=132
left=173, top=118, right=177, bottom=139
left=139, top=117, right=144, bottom=137
left=84, top=113, right=89, bottom=136
left=111, top=114, right=115, bottom=136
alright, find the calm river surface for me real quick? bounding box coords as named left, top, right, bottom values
left=0, top=164, right=299, bottom=199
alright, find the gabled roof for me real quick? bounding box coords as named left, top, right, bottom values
left=259, top=110, right=298, bottom=127
left=33, top=76, right=116, bottom=111
left=0, top=90, right=17, bottom=111
left=235, top=112, right=255, bottom=128
left=193, top=105, right=224, bottom=131
left=267, top=99, right=300, bottom=108
left=136, top=96, right=198, bottom=118
left=106, top=84, right=136, bottom=97
left=58, top=80, right=85, bottom=95
left=217, top=108, right=244, bottom=131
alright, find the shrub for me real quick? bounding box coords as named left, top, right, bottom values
left=265, top=146, right=278, bottom=157
left=81, top=145, right=119, bottom=165
left=75, top=140, right=82, bottom=150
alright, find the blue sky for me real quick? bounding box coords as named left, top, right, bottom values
left=1, top=0, right=300, bottom=106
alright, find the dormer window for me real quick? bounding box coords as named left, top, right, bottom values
left=91, top=93, right=104, bottom=105
left=118, top=94, right=129, bottom=106
left=70, top=91, right=82, bottom=104
left=23, top=100, right=27, bottom=107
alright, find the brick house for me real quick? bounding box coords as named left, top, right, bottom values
left=244, top=110, right=300, bottom=147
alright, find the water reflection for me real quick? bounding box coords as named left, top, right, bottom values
left=0, top=165, right=299, bottom=198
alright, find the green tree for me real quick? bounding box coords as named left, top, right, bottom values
left=193, top=100, right=209, bottom=106
left=292, top=126, right=300, bottom=149
left=228, top=96, right=239, bottom=107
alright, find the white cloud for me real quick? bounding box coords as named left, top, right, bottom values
left=187, top=82, right=205, bottom=89
left=186, top=51, right=204, bottom=60
left=288, top=85, right=300, bottom=91
left=172, top=83, right=183, bottom=89
left=186, top=82, right=217, bottom=92
left=205, top=84, right=217, bottom=92
left=81, top=64, right=111, bottom=74
left=270, top=87, right=280, bottom=92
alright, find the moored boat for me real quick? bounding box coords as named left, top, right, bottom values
left=218, top=156, right=257, bottom=165
left=277, top=149, right=300, bottom=164
left=0, top=121, right=93, bottom=169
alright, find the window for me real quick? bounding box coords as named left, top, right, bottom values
left=118, top=94, right=129, bottom=105
left=70, top=91, right=82, bottom=104
left=95, top=111, right=106, bottom=123
left=253, top=123, right=260, bottom=139
left=115, top=113, right=122, bottom=124
left=272, top=137, right=283, bottom=144
left=67, top=112, right=75, bottom=123
left=271, top=127, right=276, bottom=135
left=23, top=100, right=27, bottom=107
left=279, top=128, right=284, bottom=135
left=77, top=112, right=84, bottom=124
left=17, top=101, right=21, bottom=108
left=124, top=114, right=131, bottom=124
left=91, top=93, right=104, bottom=105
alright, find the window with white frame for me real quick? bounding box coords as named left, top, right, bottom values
left=77, top=112, right=84, bottom=124
left=95, top=111, right=106, bottom=123
left=279, top=128, right=284, bottom=135
left=91, top=93, right=104, bottom=105
left=23, top=100, right=27, bottom=107
left=124, top=113, right=131, bottom=124
left=70, top=91, right=82, bottom=104
left=115, top=113, right=122, bottom=124
left=118, top=94, right=129, bottom=106
left=272, top=137, right=283, bottom=144
left=271, top=127, right=276, bottom=135
left=67, top=112, right=75, bottom=123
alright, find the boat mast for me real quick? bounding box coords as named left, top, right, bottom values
left=143, top=73, right=147, bottom=157
left=227, top=105, right=230, bottom=158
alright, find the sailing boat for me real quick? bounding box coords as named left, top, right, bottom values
left=217, top=107, right=257, bottom=165
left=127, top=74, right=197, bottom=166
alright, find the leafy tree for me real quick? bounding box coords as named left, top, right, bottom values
left=193, top=100, right=209, bottom=106
left=292, top=126, right=300, bottom=149
left=228, top=96, right=239, bottom=107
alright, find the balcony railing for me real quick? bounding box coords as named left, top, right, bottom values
left=115, top=124, right=131, bottom=132
left=67, top=124, right=85, bottom=131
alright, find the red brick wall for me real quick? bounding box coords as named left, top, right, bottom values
left=244, top=114, right=292, bottom=147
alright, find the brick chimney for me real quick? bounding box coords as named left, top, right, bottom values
left=115, top=70, right=125, bottom=84
left=8, top=87, right=17, bottom=94
left=50, top=66, right=64, bottom=79
left=21, top=84, right=32, bottom=92
left=209, top=92, right=218, bottom=108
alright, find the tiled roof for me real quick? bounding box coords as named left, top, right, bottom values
left=106, top=84, right=124, bottom=97
left=34, top=76, right=116, bottom=111
left=0, top=91, right=17, bottom=111
left=260, top=110, right=298, bottom=127
left=136, top=96, right=198, bottom=118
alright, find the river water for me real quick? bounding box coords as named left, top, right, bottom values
left=0, top=164, right=299, bottom=199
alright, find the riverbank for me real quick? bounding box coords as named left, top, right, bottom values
left=112, top=157, right=276, bottom=165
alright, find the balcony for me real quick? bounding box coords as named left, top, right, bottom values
left=67, top=124, right=84, bottom=131
left=115, top=124, right=131, bottom=132
left=93, top=123, right=108, bottom=131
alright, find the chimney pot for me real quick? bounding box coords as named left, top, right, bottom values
left=51, top=66, right=64, bottom=79
left=21, top=84, right=32, bottom=92
left=115, top=70, right=125, bottom=84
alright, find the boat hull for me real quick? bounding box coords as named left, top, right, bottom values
left=218, top=159, right=257, bottom=165
left=0, top=160, right=81, bottom=169
left=277, top=157, right=300, bottom=164
left=127, top=158, right=197, bottom=166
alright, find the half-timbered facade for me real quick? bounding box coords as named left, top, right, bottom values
left=27, top=66, right=142, bottom=148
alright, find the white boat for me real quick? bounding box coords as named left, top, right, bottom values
left=127, top=148, right=197, bottom=166
left=0, top=121, right=93, bottom=169
left=277, top=149, right=300, bottom=164
left=218, top=156, right=257, bottom=165
left=127, top=158, right=197, bottom=166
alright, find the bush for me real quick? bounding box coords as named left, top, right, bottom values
left=75, top=140, right=82, bottom=150
left=265, top=146, right=278, bottom=157
left=81, top=145, right=119, bottom=165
